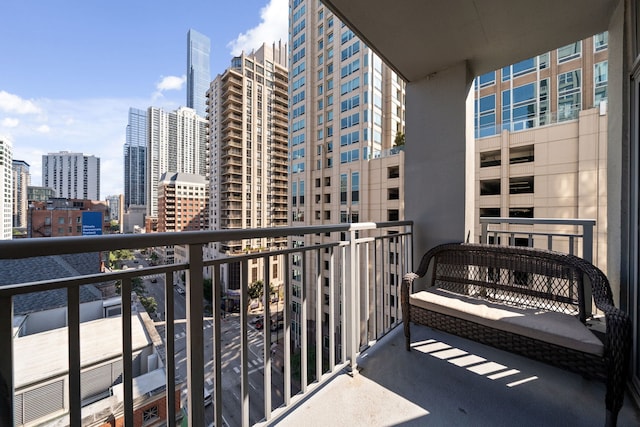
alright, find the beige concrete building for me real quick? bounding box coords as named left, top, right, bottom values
left=288, top=1, right=406, bottom=340
left=476, top=107, right=608, bottom=269
left=206, top=43, right=288, bottom=290
left=475, top=34, right=609, bottom=270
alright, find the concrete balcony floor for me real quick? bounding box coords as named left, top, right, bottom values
left=276, top=325, right=640, bottom=427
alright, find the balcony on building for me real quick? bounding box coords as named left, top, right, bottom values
left=3, top=0, right=640, bottom=426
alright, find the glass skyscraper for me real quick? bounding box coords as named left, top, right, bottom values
left=187, top=29, right=211, bottom=117
left=124, top=107, right=147, bottom=209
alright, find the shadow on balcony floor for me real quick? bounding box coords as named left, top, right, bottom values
left=275, top=325, right=640, bottom=427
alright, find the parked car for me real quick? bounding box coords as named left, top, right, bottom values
left=177, top=287, right=186, bottom=295
left=255, top=320, right=264, bottom=330
left=150, top=277, right=157, bottom=283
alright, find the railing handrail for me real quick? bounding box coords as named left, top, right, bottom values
left=0, top=221, right=414, bottom=260
left=479, top=217, right=596, bottom=227
left=1, top=220, right=414, bottom=427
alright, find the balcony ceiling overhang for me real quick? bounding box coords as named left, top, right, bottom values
left=322, top=0, right=618, bottom=82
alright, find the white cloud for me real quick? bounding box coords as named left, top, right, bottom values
left=1, top=117, right=19, bottom=128
left=0, top=91, right=41, bottom=114
left=1, top=96, right=147, bottom=198
left=227, top=0, right=288, bottom=56
left=156, top=75, right=186, bottom=91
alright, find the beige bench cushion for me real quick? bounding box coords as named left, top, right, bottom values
left=410, top=288, right=603, bottom=356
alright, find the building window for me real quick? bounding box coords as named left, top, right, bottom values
left=477, top=71, right=495, bottom=88
left=388, top=188, right=400, bottom=200
left=557, top=41, right=581, bottom=63
left=480, top=150, right=501, bottom=167
left=594, top=32, right=608, bottom=51
left=509, top=207, right=534, bottom=218
left=351, top=172, right=359, bottom=204
left=558, top=69, right=582, bottom=121
left=502, top=79, right=548, bottom=131
left=480, top=179, right=501, bottom=196
left=388, top=209, right=400, bottom=221
left=475, top=94, right=496, bottom=138
left=388, top=166, right=400, bottom=179
left=340, top=174, right=347, bottom=204
left=594, top=61, right=608, bottom=106
left=509, top=176, right=534, bottom=194
left=509, top=145, right=534, bottom=164
left=143, top=406, right=159, bottom=424
left=480, top=208, right=501, bottom=217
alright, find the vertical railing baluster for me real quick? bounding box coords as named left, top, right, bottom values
left=121, top=278, right=134, bottom=427
left=373, top=238, right=379, bottom=339
left=67, top=286, right=81, bottom=426
left=283, top=254, right=292, bottom=405
left=213, top=264, right=223, bottom=427
left=315, top=248, right=322, bottom=381
left=481, top=222, right=489, bottom=244
left=347, top=229, right=358, bottom=373
left=328, top=246, right=336, bottom=371
left=301, top=252, right=308, bottom=392
left=164, top=271, right=176, bottom=426
left=186, top=244, right=205, bottom=426
left=364, top=240, right=370, bottom=343
left=240, top=260, right=250, bottom=427
left=341, top=245, right=347, bottom=363
left=0, top=294, right=14, bottom=427
left=263, top=257, right=272, bottom=421
left=394, top=235, right=400, bottom=325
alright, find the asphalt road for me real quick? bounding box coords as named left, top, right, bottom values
left=128, top=251, right=288, bottom=426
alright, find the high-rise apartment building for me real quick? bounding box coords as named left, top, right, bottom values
left=157, top=172, right=208, bottom=233
left=206, top=42, right=289, bottom=289
left=157, top=172, right=208, bottom=264
left=146, top=106, right=207, bottom=217
left=42, top=151, right=100, bottom=201
left=288, top=1, right=406, bottom=333
left=0, top=137, right=13, bottom=240
left=12, top=160, right=30, bottom=229
left=124, top=107, right=147, bottom=209
left=474, top=33, right=609, bottom=268
left=187, top=29, right=211, bottom=118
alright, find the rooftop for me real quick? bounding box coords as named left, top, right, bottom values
left=14, top=314, right=151, bottom=389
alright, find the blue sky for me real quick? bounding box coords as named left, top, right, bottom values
left=0, top=0, right=288, bottom=197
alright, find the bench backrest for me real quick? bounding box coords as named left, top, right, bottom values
left=422, top=244, right=593, bottom=320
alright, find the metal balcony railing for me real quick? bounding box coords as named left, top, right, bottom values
left=479, top=217, right=597, bottom=318
left=479, top=217, right=596, bottom=263
left=0, top=221, right=413, bottom=427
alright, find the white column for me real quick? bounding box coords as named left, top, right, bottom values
left=405, top=61, right=476, bottom=262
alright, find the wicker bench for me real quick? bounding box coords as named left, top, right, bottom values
left=401, top=243, right=631, bottom=427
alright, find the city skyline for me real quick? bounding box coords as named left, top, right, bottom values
left=0, top=0, right=288, bottom=198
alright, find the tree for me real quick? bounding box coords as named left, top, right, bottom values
left=248, top=280, right=264, bottom=301
left=139, top=296, right=158, bottom=315
left=394, top=131, right=405, bottom=147
left=109, top=249, right=134, bottom=269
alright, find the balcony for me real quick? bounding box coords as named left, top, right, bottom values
left=1, top=220, right=639, bottom=426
